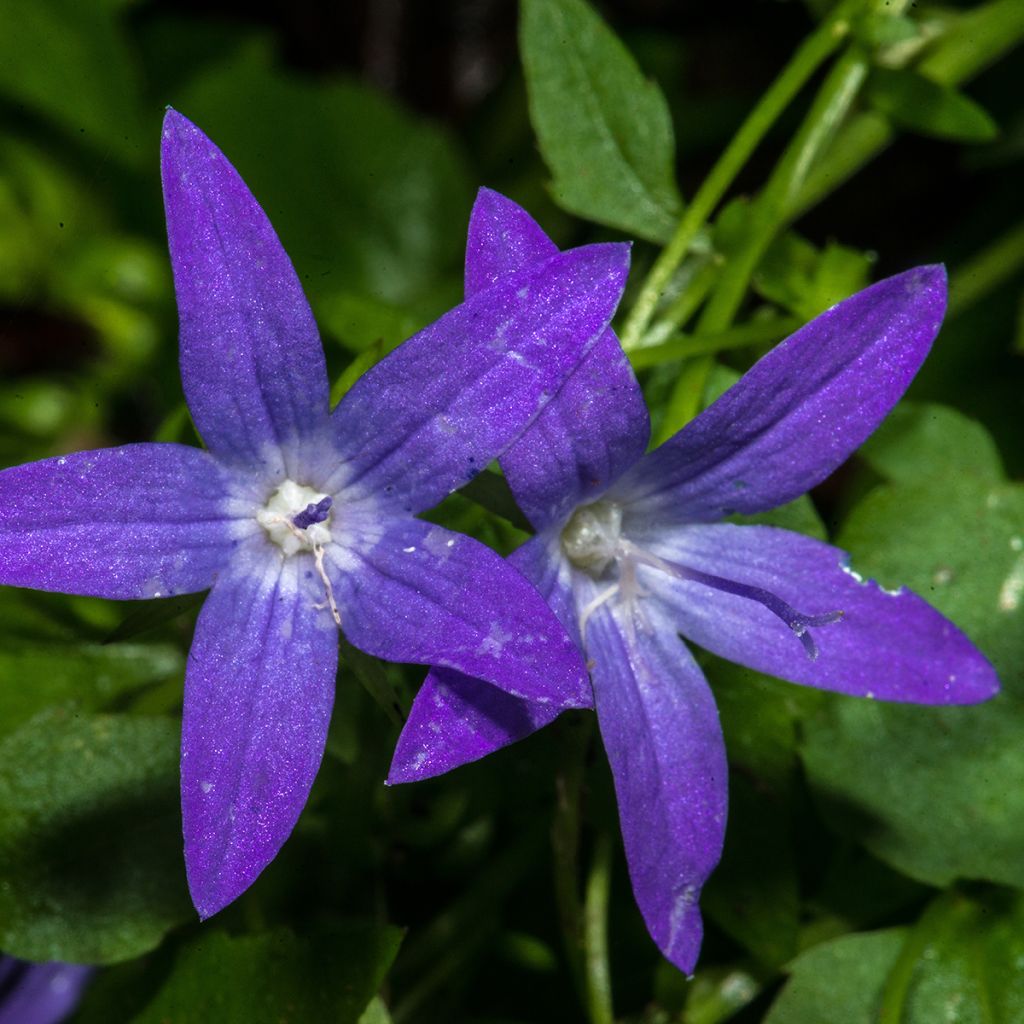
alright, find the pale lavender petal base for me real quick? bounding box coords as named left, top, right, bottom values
left=586, top=601, right=728, bottom=975
left=330, top=519, right=590, bottom=708
left=619, top=267, right=947, bottom=521
left=467, top=189, right=651, bottom=531
left=181, top=560, right=338, bottom=918
left=644, top=522, right=998, bottom=704
left=388, top=534, right=580, bottom=784
left=0, top=444, right=236, bottom=599
left=0, top=957, right=92, bottom=1024
left=329, top=243, right=630, bottom=516
left=162, top=110, right=330, bottom=473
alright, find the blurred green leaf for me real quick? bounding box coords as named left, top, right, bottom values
left=174, top=38, right=471, bottom=308
left=764, top=928, right=906, bottom=1024
left=320, top=291, right=423, bottom=355
left=103, top=594, right=203, bottom=645
left=866, top=68, right=999, bottom=143
left=0, top=641, right=183, bottom=738
left=860, top=401, right=1004, bottom=485
left=520, top=0, right=682, bottom=242
left=128, top=926, right=402, bottom=1024
left=0, top=711, right=190, bottom=962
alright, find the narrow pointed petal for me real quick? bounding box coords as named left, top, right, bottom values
left=329, top=242, right=630, bottom=515
left=161, top=109, right=330, bottom=472
left=620, top=267, right=947, bottom=521
left=328, top=519, right=590, bottom=707
left=644, top=522, right=998, bottom=703
left=387, top=534, right=579, bottom=784
left=467, top=189, right=650, bottom=530
left=586, top=601, right=728, bottom=975
left=182, top=560, right=338, bottom=918
left=0, top=444, right=236, bottom=599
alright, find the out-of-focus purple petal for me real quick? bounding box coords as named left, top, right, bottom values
left=585, top=600, right=727, bottom=976
left=643, top=522, right=998, bottom=703
left=161, top=109, right=329, bottom=474
left=387, top=534, right=579, bottom=784
left=328, top=519, right=590, bottom=707
left=0, top=444, right=237, bottom=599
left=467, top=189, right=650, bottom=530
left=181, top=560, right=338, bottom=919
left=328, top=242, right=630, bottom=515
left=619, top=267, right=947, bottom=521
left=0, top=957, right=92, bottom=1024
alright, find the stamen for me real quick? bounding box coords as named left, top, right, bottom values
left=293, top=496, right=332, bottom=529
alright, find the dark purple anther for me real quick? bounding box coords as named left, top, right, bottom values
left=292, top=496, right=332, bottom=530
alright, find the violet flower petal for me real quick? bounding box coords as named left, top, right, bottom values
left=0, top=444, right=236, bottom=599
left=328, top=520, right=590, bottom=707
left=387, top=534, right=578, bottom=784
left=0, top=957, right=92, bottom=1024
left=620, top=266, right=947, bottom=522
left=161, top=110, right=330, bottom=474
left=181, top=561, right=338, bottom=919
left=644, top=522, right=998, bottom=703
left=585, top=601, right=728, bottom=976
left=467, top=189, right=651, bottom=531
left=329, top=242, right=630, bottom=515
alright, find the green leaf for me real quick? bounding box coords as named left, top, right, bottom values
left=764, top=928, right=907, bottom=1024
left=800, top=473, right=1024, bottom=887
left=866, top=68, right=999, bottom=143
left=0, top=711, right=190, bottom=962
left=0, top=641, right=184, bottom=739
left=520, top=0, right=682, bottom=242
left=859, top=401, right=1004, bottom=485
left=129, top=925, right=403, bottom=1023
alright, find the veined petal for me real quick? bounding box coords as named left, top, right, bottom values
left=467, top=189, right=650, bottom=530
left=0, top=444, right=236, bottom=599
left=328, top=519, right=590, bottom=707
left=644, top=522, right=998, bottom=703
left=619, top=267, right=947, bottom=521
left=329, top=242, right=631, bottom=514
left=387, top=534, right=579, bottom=785
left=181, top=559, right=338, bottom=919
left=161, top=110, right=330, bottom=473
left=586, top=600, right=727, bottom=976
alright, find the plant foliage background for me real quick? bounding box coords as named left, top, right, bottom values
left=0, top=0, right=1022, bottom=1020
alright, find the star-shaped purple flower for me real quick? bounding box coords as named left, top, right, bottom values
left=0, top=114, right=631, bottom=918
left=388, top=190, right=999, bottom=973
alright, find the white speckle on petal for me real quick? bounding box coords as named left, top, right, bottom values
left=476, top=621, right=514, bottom=658
left=200, top=780, right=214, bottom=794
left=403, top=546, right=417, bottom=553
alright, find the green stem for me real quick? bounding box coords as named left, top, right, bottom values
left=947, top=220, right=1024, bottom=318
left=618, top=0, right=861, bottom=352
left=583, top=832, right=615, bottom=1024
left=629, top=316, right=800, bottom=370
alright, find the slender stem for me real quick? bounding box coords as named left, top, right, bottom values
left=629, top=315, right=800, bottom=370
left=947, top=220, right=1024, bottom=318
left=618, top=0, right=861, bottom=352
left=583, top=832, right=615, bottom=1024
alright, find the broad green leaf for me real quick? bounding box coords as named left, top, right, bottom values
left=764, top=928, right=906, bottom=1024
left=860, top=401, right=1004, bottom=485
left=0, top=711, right=190, bottom=962
left=867, top=68, right=999, bottom=143
left=319, top=291, right=424, bottom=355
left=175, top=37, right=472, bottom=307
left=0, top=642, right=183, bottom=739
left=520, top=0, right=682, bottom=242
left=801, top=473, right=1024, bottom=887
left=130, top=926, right=403, bottom=1023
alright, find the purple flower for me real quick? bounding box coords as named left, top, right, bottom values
left=388, top=190, right=999, bottom=973
left=0, top=956, right=92, bottom=1024
left=0, top=114, right=630, bottom=918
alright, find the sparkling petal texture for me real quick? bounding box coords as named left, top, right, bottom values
left=161, top=109, right=330, bottom=474
left=643, top=522, right=999, bottom=703
left=619, top=266, right=947, bottom=521
left=0, top=957, right=92, bottom=1024
left=329, top=242, right=631, bottom=515
left=585, top=600, right=728, bottom=976
left=467, top=189, right=651, bottom=531
left=181, top=561, right=338, bottom=919
left=387, top=534, right=579, bottom=784
left=328, top=519, right=590, bottom=707
left=0, top=444, right=236, bottom=599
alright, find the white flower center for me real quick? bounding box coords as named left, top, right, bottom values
left=560, top=500, right=622, bottom=576
left=257, top=480, right=333, bottom=556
